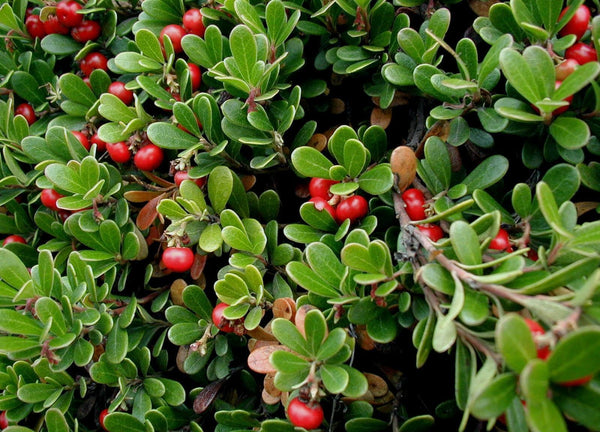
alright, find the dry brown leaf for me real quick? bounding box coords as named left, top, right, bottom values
left=390, top=146, right=417, bottom=192
left=247, top=326, right=278, bottom=341
left=372, top=91, right=410, bottom=108
left=247, top=344, right=290, bottom=374
left=241, top=175, right=256, bottom=191
left=576, top=201, right=600, bottom=216
left=176, top=345, right=189, bottom=373
left=295, top=304, right=318, bottom=338
left=307, top=133, right=327, bottom=152
left=370, top=107, right=392, bottom=129
left=264, top=373, right=281, bottom=397
left=330, top=98, right=345, bottom=114
left=262, top=388, right=281, bottom=405
left=170, top=279, right=187, bottom=306
left=365, top=373, right=388, bottom=397
left=469, top=0, right=500, bottom=16
left=272, top=297, right=296, bottom=320
left=356, top=325, right=376, bottom=351
left=416, top=120, right=451, bottom=158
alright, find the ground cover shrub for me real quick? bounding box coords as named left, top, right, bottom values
left=1, top=0, right=600, bottom=431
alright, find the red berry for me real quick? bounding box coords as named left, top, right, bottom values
left=99, top=408, right=109, bottom=431
left=108, top=81, right=134, bottom=105
left=287, top=397, right=324, bottom=430
left=71, top=20, right=101, bottom=43
left=308, top=177, right=339, bottom=200
left=25, top=15, right=47, bottom=39
left=417, top=224, right=444, bottom=241
left=43, top=14, right=69, bottom=35
left=0, top=411, right=7, bottom=429
left=557, top=375, right=593, bottom=387
left=183, top=8, right=206, bottom=37
left=162, top=247, right=195, bottom=272
left=187, top=63, right=202, bottom=91
left=555, top=58, right=579, bottom=81
left=489, top=228, right=512, bottom=252
left=402, top=188, right=427, bottom=220
left=174, top=170, right=206, bottom=188
left=309, top=197, right=336, bottom=220
left=71, top=131, right=90, bottom=150
left=558, top=5, right=591, bottom=41
left=524, top=318, right=550, bottom=360
left=552, top=81, right=573, bottom=116
left=80, top=52, right=108, bottom=77
left=91, top=133, right=107, bottom=152
left=41, top=189, right=64, bottom=212
left=15, top=103, right=36, bottom=125
left=212, top=303, right=235, bottom=333
left=106, top=141, right=131, bottom=164
left=160, top=24, right=186, bottom=53
left=336, top=195, right=368, bottom=224
left=56, top=0, right=83, bottom=27
left=3, top=235, right=27, bottom=246
left=134, top=143, right=164, bottom=171
left=565, top=42, right=597, bottom=65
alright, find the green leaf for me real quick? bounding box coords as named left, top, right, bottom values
left=0, top=248, right=30, bottom=289
left=291, top=146, right=334, bottom=178
left=271, top=318, right=311, bottom=357
left=147, top=122, right=199, bottom=150
left=343, top=139, right=368, bottom=178
left=357, top=164, right=394, bottom=195
left=549, top=117, right=590, bottom=150
left=209, top=167, right=233, bottom=213
left=17, top=383, right=61, bottom=403
left=286, top=261, right=340, bottom=298
left=270, top=350, right=310, bottom=373
left=229, top=25, right=256, bottom=83
left=0, top=310, right=42, bottom=336
left=450, top=221, right=482, bottom=269
left=462, top=155, right=509, bottom=193
left=103, top=412, right=146, bottom=432
left=321, top=364, right=349, bottom=394
left=135, top=28, right=164, bottom=63
left=553, top=384, right=600, bottom=431
left=548, top=328, right=600, bottom=383
left=59, top=73, right=97, bottom=108
left=45, top=408, right=69, bottom=432
left=499, top=48, right=543, bottom=104
left=496, top=314, right=537, bottom=374
left=470, top=373, right=517, bottom=420
left=525, top=397, right=567, bottom=432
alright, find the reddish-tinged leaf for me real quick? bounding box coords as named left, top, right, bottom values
left=136, top=194, right=164, bottom=230
left=193, top=379, right=225, bottom=414
left=190, top=253, right=207, bottom=280
left=124, top=190, right=163, bottom=203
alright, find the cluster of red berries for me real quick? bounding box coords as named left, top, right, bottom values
left=401, top=188, right=443, bottom=241
left=308, top=178, right=368, bottom=225
left=560, top=5, right=597, bottom=66
left=536, top=4, right=598, bottom=117
left=159, top=8, right=206, bottom=55
left=25, top=1, right=101, bottom=43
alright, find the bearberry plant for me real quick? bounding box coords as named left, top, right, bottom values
left=1, top=0, right=600, bottom=431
